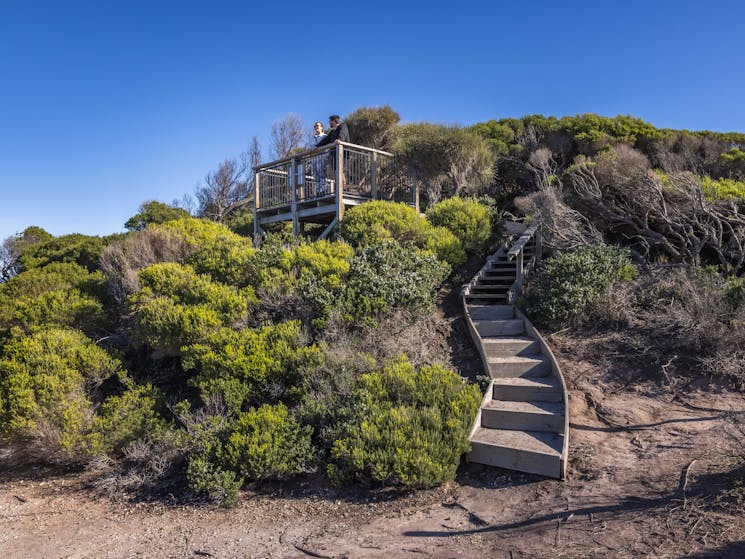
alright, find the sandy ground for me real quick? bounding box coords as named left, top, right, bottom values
left=3, top=334, right=745, bottom=558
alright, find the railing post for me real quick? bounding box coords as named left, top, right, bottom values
left=411, top=171, right=420, bottom=212
left=290, top=158, right=299, bottom=236
left=370, top=152, right=377, bottom=199
left=253, top=172, right=261, bottom=247
left=516, top=249, right=524, bottom=288
left=336, top=144, right=344, bottom=222
left=535, top=223, right=543, bottom=266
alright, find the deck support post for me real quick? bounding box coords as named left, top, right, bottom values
left=290, top=157, right=299, bottom=236
left=370, top=152, right=377, bottom=199
left=253, top=172, right=261, bottom=247
left=336, top=144, right=344, bottom=223
left=411, top=171, right=420, bottom=212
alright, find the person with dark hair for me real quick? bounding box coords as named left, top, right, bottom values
left=315, top=115, right=350, bottom=195
left=316, top=114, right=349, bottom=146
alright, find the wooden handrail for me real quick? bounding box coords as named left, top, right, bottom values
left=254, top=141, right=393, bottom=172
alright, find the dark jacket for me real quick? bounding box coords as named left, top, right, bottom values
left=316, top=122, right=349, bottom=146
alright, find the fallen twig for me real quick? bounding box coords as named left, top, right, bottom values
left=293, top=544, right=332, bottom=559
left=677, top=459, right=697, bottom=508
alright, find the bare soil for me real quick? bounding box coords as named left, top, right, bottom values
left=3, top=304, right=745, bottom=558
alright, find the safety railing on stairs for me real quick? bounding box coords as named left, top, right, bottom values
left=506, top=219, right=543, bottom=304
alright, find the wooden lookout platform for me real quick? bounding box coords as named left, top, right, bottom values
left=253, top=141, right=418, bottom=244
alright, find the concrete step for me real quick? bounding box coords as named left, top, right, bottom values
left=478, top=276, right=515, bottom=283
left=481, top=337, right=539, bottom=357
left=490, top=375, right=563, bottom=402
left=474, top=319, right=525, bottom=337
left=481, top=400, right=564, bottom=432
left=467, top=305, right=514, bottom=320
left=487, top=355, right=550, bottom=377
left=469, top=427, right=564, bottom=478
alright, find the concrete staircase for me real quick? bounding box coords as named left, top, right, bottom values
left=462, top=237, right=568, bottom=479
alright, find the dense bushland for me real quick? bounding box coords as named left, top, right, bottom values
left=0, top=197, right=495, bottom=504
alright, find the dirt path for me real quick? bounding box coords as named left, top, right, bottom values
left=3, top=337, right=745, bottom=558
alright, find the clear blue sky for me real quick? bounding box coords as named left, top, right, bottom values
left=2, top=0, right=744, bottom=240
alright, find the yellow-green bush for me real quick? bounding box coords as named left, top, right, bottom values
left=18, top=233, right=106, bottom=273
left=701, top=176, right=745, bottom=203
left=221, top=403, right=314, bottom=480
left=426, top=197, right=493, bottom=254
left=328, top=356, right=480, bottom=488
left=339, top=201, right=466, bottom=267
left=94, top=383, right=170, bottom=455
left=0, top=262, right=109, bottom=338
left=130, top=263, right=255, bottom=352
left=182, top=321, right=321, bottom=412
left=0, top=327, right=121, bottom=457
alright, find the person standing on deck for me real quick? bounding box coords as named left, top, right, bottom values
left=315, top=115, right=349, bottom=194
left=309, top=121, right=327, bottom=196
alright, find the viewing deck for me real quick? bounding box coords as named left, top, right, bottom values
left=254, top=141, right=418, bottom=243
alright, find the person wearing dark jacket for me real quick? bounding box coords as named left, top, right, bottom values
left=315, top=115, right=349, bottom=195
left=316, top=115, right=349, bottom=146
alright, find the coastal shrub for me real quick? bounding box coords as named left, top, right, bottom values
left=130, top=263, right=255, bottom=353
left=339, top=201, right=465, bottom=266
left=0, top=327, right=121, bottom=459
left=426, top=197, right=493, bottom=254
left=523, top=244, right=637, bottom=327
left=341, top=242, right=449, bottom=319
left=181, top=321, right=320, bottom=412
left=701, top=176, right=745, bottom=203
left=0, top=262, right=108, bottom=337
left=328, top=356, right=480, bottom=488
left=220, top=403, right=314, bottom=480
left=94, top=383, right=170, bottom=456
left=124, top=200, right=191, bottom=231
left=18, top=233, right=106, bottom=272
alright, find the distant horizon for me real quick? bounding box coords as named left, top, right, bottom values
left=2, top=0, right=743, bottom=240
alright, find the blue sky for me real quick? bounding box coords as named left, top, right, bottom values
left=1, top=0, right=743, bottom=240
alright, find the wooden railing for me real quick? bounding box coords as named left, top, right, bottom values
left=506, top=219, right=542, bottom=303
left=254, top=141, right=415, bottom=212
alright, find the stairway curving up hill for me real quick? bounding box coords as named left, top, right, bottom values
left=462, top=223, right=569, bottom=479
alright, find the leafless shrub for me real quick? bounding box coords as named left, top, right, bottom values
left=100, top=228, right=193, bottom=308
left=514, top=187, right=602, bottom=252
left=582, top=267, right=745, bottom=385
left=567, top=146, right=745, bottom=273
left=270, top=113, right=305, bottom=159
left=320, top=310, right=452, bottom=368
left=88, top=434, right=183, bottom=498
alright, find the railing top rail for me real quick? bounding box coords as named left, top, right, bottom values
left=254, top=141, right=393, bottom=172
left=507, top=219, right=541, bottom=258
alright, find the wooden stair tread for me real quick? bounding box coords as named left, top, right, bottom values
left=486, top=355, right=549, bottom=365
left=483, top=399, right=564, bottom=415
left=491, top=374, right=560, bottom=389
left=470, top=428, right=563, bottom=457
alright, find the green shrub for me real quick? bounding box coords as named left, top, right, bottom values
left=94, top=383, right=170, bottom=455
left=187, top=453, right=242, bottom=506
left=0, top=327, right=121, bottom=457
left=18, top=233, right=106, bottom=272
left=130, top=262, right=255, bottom=353
left=701, top=176, right=745, bottom=203
left=339, top=201, right=465, bottom=267
left=341, top=242, right=449, bottom=319
left=182, top=321, right=321, bottom=413
left=221, top=403, right=314, bottom=480
left=328, top=356, right=480, bottom=488
left=426, top=197, right=493, bottom=254
left=125, top=201, right=191, bottom=231
left=0, top=262, right=108, bottom=337
left=523, top=244, right=637, bottom=327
